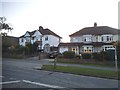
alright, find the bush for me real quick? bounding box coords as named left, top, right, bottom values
left=82, top=53, right=91, bottom=59
left=92, top=51, right=115, bottom=61
left=92, top=53, right=101, bottom=60
left=63, top=51, right=75, bottom=58
left=75, top=55, right=80, bottom=59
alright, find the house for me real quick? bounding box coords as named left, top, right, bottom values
left=59, top=23, right=120, bottom=54
left=19, top=26, right=62, bottom=53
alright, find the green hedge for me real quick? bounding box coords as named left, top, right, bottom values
left=82, top=53, right=91, bottom=59
left=63, top=51, right=75, bottom=58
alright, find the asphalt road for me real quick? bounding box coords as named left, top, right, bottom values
left=1, top=58, right=119, bottom=89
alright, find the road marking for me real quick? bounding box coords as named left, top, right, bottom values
left=22, top=80, right=64, bottom=88
left=0, top=80, right=21, bottom=85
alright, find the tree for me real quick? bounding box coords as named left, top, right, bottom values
left=0, top=17, right=13, bottom=35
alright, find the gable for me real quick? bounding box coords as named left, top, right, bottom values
left=24, top=32, right=30, bottom=37
left=33, top=30, right=42, bottom=37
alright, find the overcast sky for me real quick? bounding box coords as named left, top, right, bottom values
left=0, top=0, right=119, bottom=42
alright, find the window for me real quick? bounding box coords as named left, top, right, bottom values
left=101, top=37, right=104, bottom=41
left=84, top=46, right=93, bottom=53
left=109, top=36, right=113, bottom=41
left=21, top=38, right=24, bottom=42
left=107, top=36, right=109, bottom=41
left=83, top=35, right=92, bottom=42
left=84, top=38, right=86, bottom=42
left=45, top=36, right=48, bottom=41
left=26, top=37, right=30, bottom=42
left=106, top=36, right=113, bottom=41
left=72, top=48, right=77, bottom=54
left=102, top=35, right=113, bottom=42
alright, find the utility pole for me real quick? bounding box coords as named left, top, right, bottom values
left=115, top=45, right=118, bottom=70
left=38, top=45, right=42, bottom=60
left=54, top=58, right=57, bottom=69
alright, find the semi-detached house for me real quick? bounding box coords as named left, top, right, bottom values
left=59, top=23, right=120, bottom=54
left=19, top=26, right=62, bottom=53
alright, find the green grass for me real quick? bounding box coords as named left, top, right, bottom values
left=42, top=65, right=118, bottom=79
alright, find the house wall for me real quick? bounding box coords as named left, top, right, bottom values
left=70, top=36, right=82, bottom=42
left=113, top=35, right=118, bottom=41
left=59, top=46, right=79, bottom=55
left=24, top=32, right=30, bottom=37
left=93, top=46, right=102, bottom=52
left=70, top=34, right=118, bottom=43
left=19, top=32, right=31, bottom=46
left=33, top=30, right=42, bottom=43
left=59, top=46, right=69, bottom=54
left=42, top=35, right=60, bottom=49
left=19, top=38, right=26, bottom=46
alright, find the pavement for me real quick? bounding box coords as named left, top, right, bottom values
left=1, top=58, right=119, bottom=89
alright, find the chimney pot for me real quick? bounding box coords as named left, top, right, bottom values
left=39, top=26, right=43, bottom=30
left=94, top=22, right=97, bottom=27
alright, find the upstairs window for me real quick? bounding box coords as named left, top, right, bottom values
left=102, top=35, right=113, bottom=42
left=26, top=37, right=30, bottom=42
left=45, top=36, right=48, bottom=41
left=83, top=35, right=92, bottom=42
left=102, top=37, right=104, bottom=41
left=109, top=36, right=113, bottom=41
left=21, top=38, right=24, bottom=42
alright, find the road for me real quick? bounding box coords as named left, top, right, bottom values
left=1, top=58, right=118, bottom=89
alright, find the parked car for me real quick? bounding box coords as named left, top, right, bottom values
left=48, top=51, right=59, bottom=58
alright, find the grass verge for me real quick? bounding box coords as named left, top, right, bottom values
left=41, top=65, right=118, bottom=79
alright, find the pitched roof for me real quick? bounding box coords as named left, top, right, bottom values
left=69, top=26, right=120, bottom=37
left=19, top=26, right=62, bottom=38
left=19, top=35, right=24, bottom=38
left=39, top=28, right=62, bottom=38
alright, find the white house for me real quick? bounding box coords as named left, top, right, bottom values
left=19, top=26, right=62, bottom=53
left=59, top=23, right=120, bottom=54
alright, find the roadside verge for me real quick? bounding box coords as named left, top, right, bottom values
left=41, top=65, right=118, bottom=80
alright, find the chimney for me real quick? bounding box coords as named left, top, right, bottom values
left=94, top=22, right=97, bottom=27
left=39, top=26, right=43, bottom=30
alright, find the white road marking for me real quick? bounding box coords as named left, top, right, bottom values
left=22, top=80, right=64, bottom=88
left=0, top=80, right=21, bottom=85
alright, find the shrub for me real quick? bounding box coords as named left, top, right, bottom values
left=63, top=51, right=75, bottom=58
left=82, top=53, right=91, bottom=59
left=75, top=55, right=80, bottom=59
left=92, top=51, right=115, bottom=61
left=92, top=53, right=101, bottom=60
